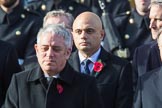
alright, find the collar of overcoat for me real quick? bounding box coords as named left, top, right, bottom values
left=26, top=63, right=76, bottom=86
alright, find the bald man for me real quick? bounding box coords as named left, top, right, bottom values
left=68, top=12, right=133, bottom=108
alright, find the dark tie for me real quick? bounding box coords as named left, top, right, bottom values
left=83, top=59, right=91, bottom=74
left=46, top=77, right=54, bottom=85
left=40, top=77, right=55, bottom=90
left=44, top=77, right=54, bottom=90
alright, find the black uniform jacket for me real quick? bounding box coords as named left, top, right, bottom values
left=92, top=0, right=131, bottom=17
left=68, top=47, right=133, bottom=108
left=114, top=9, right=152, bottom=60
left=26, top=0, right=91, bottom=18
left=0, top=4, right=42, bottom=59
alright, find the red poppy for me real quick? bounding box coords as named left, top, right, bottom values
left=93, top=62, right=103, bottom=72
left=57, top=84, right=63, bottom=94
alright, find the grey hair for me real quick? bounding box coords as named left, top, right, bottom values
left=149, top=0, right=162, bottom=8
left=43, top=9, right=74, bottom=28
left=37, top=24, right=72, bottom=49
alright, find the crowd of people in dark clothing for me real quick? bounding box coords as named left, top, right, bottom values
left=1, top=0, right=162, bottom=108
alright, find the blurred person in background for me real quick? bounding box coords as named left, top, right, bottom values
left=72, top=0, right=131, bottom=17
left=23, top=9, right=75, bottom=70
left=132, top=0, right=162, bottom=91
left=114, top=0, right=152, bottom=61
left=24, top=0, right=91, bottom=18
left=0, top=40, right=21, bottom=107
left=133, top=26, right=162, bottom=108
left=0, top=0, right=42, bottom=66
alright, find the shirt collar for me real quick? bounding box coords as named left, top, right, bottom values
left=79, top=47, right=101, bottom=64
left=44, top=72, right=59, bottom=78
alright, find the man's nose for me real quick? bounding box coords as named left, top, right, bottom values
left=81, top=31, right=88, bottom=39
left=46, top=47, right=54, bottom=56
left=149, top=19, right=156, bottom=29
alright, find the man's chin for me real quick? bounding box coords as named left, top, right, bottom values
left=45, top=68, right=55, bottom=72
left=81, top=47, right=90, bottom=52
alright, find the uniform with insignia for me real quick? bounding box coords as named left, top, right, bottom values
left=25, top=0, right=91, bottom=18
left=114, top=9, right=152, bottom=61
left=81, top=0, right=131, bottom=17
left=0, top=3, right=43, bottom=62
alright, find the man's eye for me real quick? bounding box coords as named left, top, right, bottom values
left=40, top=47, right=48, bottom=52
left=158, top=18, right=162, bottom=21
left=85, top=28, right=95, bottom=34
left=52, top=48, right=62, bottom=52
left=75, top=29, right=82, bottom=34
left=155, top=18, right=162, bottom=21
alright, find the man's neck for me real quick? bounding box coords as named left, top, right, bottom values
left=136, top=8, right=150, bottom=16
left=0, top=0, right=19, bottom=13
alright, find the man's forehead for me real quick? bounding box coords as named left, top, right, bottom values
left=73, top=26, right=96, bottom=30
left=150, top=6, right=162, bottom=17
left=40, top=33, right=62, bottom=40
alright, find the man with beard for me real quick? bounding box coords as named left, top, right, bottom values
left=0, top=0, right=42, bottom=66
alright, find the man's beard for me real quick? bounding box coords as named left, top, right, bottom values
left=2, top=0, right=17, bottom=8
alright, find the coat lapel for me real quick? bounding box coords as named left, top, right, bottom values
left=59, top=63, right=76, bottom=86
left=91, top=47, right=109, bottom=78
left=68, top=51, right=81, bottom=72
left=27, top=66, right=47, bottom=91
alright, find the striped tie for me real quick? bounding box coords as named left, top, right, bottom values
left=83, top=59, right=91, bottom=74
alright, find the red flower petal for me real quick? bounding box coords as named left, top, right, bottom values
left=57, top=84, right=63, bottom=94
left=93, top=62, right=103, bottom=72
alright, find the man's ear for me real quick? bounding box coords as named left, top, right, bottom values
left=100, top=30, right=105, bottom=41
left=34, top=44, right=38, bottom=54
left=65, top=48, right=72, bottom=60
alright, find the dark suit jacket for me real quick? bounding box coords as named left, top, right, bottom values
left=0, top=40, right=21, bottom=107
left=2, top=63, right=103, bottom=108
left=68, top=47, right=133, bottom=108
left=132, top=41, right=161, bottom=90
left=133, top=66, right=162, bottom=108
